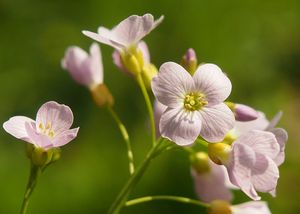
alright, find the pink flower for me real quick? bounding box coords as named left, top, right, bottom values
left=231, top=201, right=271, bottom=214
left=225, top=130, right=280, bottom=200
left=192, top=160, right=234, bottom=203
left=62, top=43, right=103, bottom=89
left=3, top=101, right=79, bottom=150
left=82, top=14, right=164, bottom=51
left=235, top=111, right=287, bottom=166
left=151, top=62, right=235, bottom=145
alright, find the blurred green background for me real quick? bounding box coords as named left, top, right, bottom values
left=1, top=0, right=300, bottom=213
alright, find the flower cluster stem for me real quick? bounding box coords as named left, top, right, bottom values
left=136, top=73, right=156, bottom=146
left=20, top=164, right=41, bottom=214
left=107, top=139, right=163, bottom=214
left=125, top=195, right=210, bottom=208
left=108, top=106, right=135, bottom=174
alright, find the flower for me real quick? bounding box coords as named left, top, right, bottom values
left=82, top=14, right=164, bottom=51
left=3, top=101, right=79, bottom=150
left=62, top=43, right=103, bottom=89
left=191, top=153, right=234, bottom=203
left=209, top=200, right=271, bottom=214
left=151, top=62, right=235, bottom=145
left=216, top=130, right=280, bottom=200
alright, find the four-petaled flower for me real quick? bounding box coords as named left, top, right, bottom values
left=3, top=101, right=79, bottom=150
left=151, top=62, right=235, bottom=145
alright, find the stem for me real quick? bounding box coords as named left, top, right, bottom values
left=108, top=106, right=135, bottom=174
left=20, top=164, right=41, bottom=214
left=125, top=195, right=210, bottom=208
left=136, top=73, right=156, bottom=146
left=196, top=138, right=208, bottom=147
left=107, top=139, right=164, bottom=214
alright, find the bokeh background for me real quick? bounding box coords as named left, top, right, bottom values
left=1, top=0, right=300, bottom=213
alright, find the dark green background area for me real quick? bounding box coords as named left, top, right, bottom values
left=0, top=0, right=299, bottom=213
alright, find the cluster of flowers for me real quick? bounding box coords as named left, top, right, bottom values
left=3, top=13, right=287, bottom=214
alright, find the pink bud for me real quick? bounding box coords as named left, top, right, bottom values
left=235, top=104, right=258, bottom=122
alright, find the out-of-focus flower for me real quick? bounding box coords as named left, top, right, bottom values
left=62, top=43, right=103, bottom=89
left=3, top=101, right=79, bottom=150
left=151, top=62, right=234, bottom=145
left=191, top=152, right=233, bottom=203
left=209, top=130, right=280, bottom=200
left=82, top=14, right=164, bottom=51
left=209, top=200, right=271, bottom=214
left=226, top=102, right=258, bottom=122
left=180, top=48, right=198, bottom=75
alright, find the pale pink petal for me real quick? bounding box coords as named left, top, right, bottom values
left=138, top=41, right=150, bottom=64
left=159, top=107, right=201, bottom=146
left=270, top=128, right=288, bottom=166
left=89, top=43, right=103, bottom=84
left=231, top=201, right=271, bottom=214
left=36, top=101, right=74, bottom=135
left=266, top=111, right=282, bottom=130
left=227, top=143, right=260, bottom=200
left=53, top=128, right=79, bottom=147
left=153, top=100, right=167, bottom=138
left=192, top=162, right=233, bottom=203
left=234, top=104, right=258, bottom=122
left=3, top=116, right=35, bottom=143
left=112, top=50, right=128, bottom=73
left=234, top=130, right=279, bottom=159
left=199, top=103, right=235, bottom=142
left=25, top=122, right=52, bottom=149
left=193, top=63, right=232, bottom=106
left=151, top=62, right=194, bottom=108
left=251, top=153, right=279, bottom=194
left=235, top=111, right=269, bottom=136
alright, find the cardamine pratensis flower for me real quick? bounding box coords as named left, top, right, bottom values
left=62, top=43, right=114, bottom=107
left=151, top=62, right=235, bottom=145
left=82, top=14, right=163, bottom=76
left=3, top=101, right=79, bottom=150
left=208, top=130, right=280, bottom=200
left=209, top=200, right=271, bottom=214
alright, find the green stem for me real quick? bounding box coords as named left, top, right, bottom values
left=125, top=195, right=210, bottom=208
left=196, top=138, right=208, bottom=147
left=107, top=106, right=135, bottom=174
left=107, top=139, right=164, bottom=214
left=20, top=164, right=41, bottom=214
left=136, top=73, right=156, bottom=146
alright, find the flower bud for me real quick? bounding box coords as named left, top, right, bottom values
left=225, top=102, right=258, bottom=122
left=181, top=48, right=198, bottom=75
left=120, top=46, right=144, bottom=75
left=90, top=83, right=114, bottom=107
left=141, top=63, right=158, bottom=89
left=209, top=200, right=232, bottom=214
left=26, top=144, right=62, bottom=167
left=208, top=143, right=232, bottom=165
left=190, top=152, right=210, bottom=174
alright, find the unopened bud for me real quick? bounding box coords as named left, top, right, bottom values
left=226, top=102, right=258, bottom=122
left=209, top=200, right=232, bottom=214
left=190, top=152, right=210, bottom=174
left=31, top=147, right=53, bottom=167
left=142, top=63, right=158, bottom=89
left=208, top=143, right=232, bottom=165
left=181, top=48, right=198, bottom=75
left=90, top=83, right=114, bottom=107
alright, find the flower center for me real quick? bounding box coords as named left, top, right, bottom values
left=39, top=122, right=55, bottom=138
left=184, top=92, right=208, bottom=111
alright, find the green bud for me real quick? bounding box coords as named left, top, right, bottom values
left=120, top=46, right=144, bottom=75
left=31, top=147, right=53, bottom=167
left=190, top=152, right=210, bottom=174
left=209, top=200, right=232, bottom=214
left=141, top=63, right=158, bottom=89
left=208, top=143, right=232, bottom=165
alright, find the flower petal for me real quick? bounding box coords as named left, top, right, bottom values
left=231, top=201, right=271, bottom=214
left=199, top=103, right=235, bottom=142
left=270, top=128, right=288, bottom=166
left=235, top=130, right=279, bottom=159
left=138, top=41, right=150, bottom=64
left=89, top=43, right=103, bottom=85
left=25, top=122, right=52, bottom=149
left=251, top=153, right=279, bottom=194
left=3, top=116, right=35, bottom=142
left=227, top=143, right=260, bottom=200
left=153, top=100, right=168, bottom=138
left=192, top=162, right=233, bottom=203
left=151, top=62, right=194, bottom=108
left=53, top=128, right=79, bottom=147
left=193, top=63, right=232, bottom=105
left=36, top=101, right=74, bottom=135
left=266, top=111, right=282, bottom=130
left=159, top=107, right=201, bottom=146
